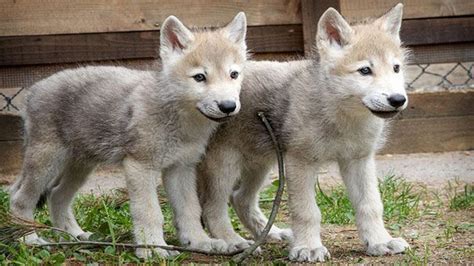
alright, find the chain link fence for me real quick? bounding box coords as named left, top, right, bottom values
left=0, top=87, right=25, bottom=112
left=1, top=62, right=473, bottom=114
left=406, top=62, right=474, bottom=91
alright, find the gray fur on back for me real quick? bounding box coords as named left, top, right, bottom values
left=25, top=66, right=146, bottom=162
left=24, top=65, right=216, bottom=166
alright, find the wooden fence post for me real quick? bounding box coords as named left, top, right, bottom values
left=301, top=0, right=341, bottom=56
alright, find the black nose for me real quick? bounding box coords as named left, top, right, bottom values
left=218, top=100, right=236, bottom=114
left=387, top=94, right=406, bottom=108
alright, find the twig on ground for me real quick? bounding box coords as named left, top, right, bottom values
left=1, top=210, right=244, bottom=256
left=232, top=112, right=286, bottom=263
left=32, top=241, right=244, bottom=256
left=334, top=229, right=357, bottom=233
left=0, top=210, right=79, bottom=243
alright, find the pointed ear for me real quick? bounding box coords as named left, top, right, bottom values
left=222, top=12, right=247, bottom=50
left=376, top=3, right=403, bottom=42
left=160, top=16, right=194, bottom=60
left=316, top=8, right=353, bottom=50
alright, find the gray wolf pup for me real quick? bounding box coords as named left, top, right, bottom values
left=196, top=4, right=410, bottom=262
left=9, top=13, right=247, bottom=258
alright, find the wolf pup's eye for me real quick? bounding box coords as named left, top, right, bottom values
left=192, top=74, right=206, bottom=82
left=230, top=71, right=239, bottom=79
left=393, top=64, right=400, bottom=73
left=358, top=67, right=372, bottom=76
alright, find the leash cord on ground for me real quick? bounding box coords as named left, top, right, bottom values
left=232, top=112, right=286, bottom=263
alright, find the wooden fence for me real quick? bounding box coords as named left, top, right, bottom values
left=0, top=0, right=473, bottom=174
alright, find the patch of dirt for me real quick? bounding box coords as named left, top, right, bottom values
left=181, top=200, right=473, bottom=264
left=317, top=210, right=473, bottom=264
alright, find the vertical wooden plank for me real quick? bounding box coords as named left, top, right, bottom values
left=301, top=0, right=340, bottom=56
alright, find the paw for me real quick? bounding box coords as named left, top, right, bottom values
left=267, top=227, right=293, bottom=242
left=227, top=239, right=254, bottom=252
left=289, top=246, right=330, bottom=262
left=76, top=231, right=93, bottom=240
left=22, top=233, right=50, bottom=245
left=367, top=237, right=410, bottom=256
left=251, top=246, right=263, bottom=255
left=187, top=238, right=228, bottom=252
left=228, top=241, right=262, bottom=254
left=135, top=247, right=179, bottom=259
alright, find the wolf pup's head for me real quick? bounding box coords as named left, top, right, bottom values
left=317, top=4, right=408, bottom=119
left=159, top=13, right=247, bottom=122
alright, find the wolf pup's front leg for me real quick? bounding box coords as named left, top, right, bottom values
left=286, top=155, right=330, bottom=262
left=162, top=164, right=228, bottom=252
left=338, top=155, right=409, bottom=255
left=123, top=157, right=179, bottom=258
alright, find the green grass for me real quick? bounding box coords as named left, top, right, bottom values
left=0, top=175, right=467, bottom=264
left=314, top=175, right=422, bottom=224
left=0, top=188, right=178, bottom=264
left=447, top=182, right=473, bottom=211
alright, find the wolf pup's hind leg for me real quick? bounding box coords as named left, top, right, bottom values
left=10, top=142, right=68, bottom=244
left=47, top=161, right=95, bottom=240
left=200, top=147, right=253, bottom=251
left=231, top=160, right=293, bottom=242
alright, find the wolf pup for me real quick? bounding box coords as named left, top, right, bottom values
left=196, top=4, right=409, bottom=262
left=9, top=13, right=247, bottom=258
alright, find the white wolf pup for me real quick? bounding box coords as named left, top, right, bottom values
left=196, top=4, right=410, bottom=262
left=9, top=13, right=247, bottom=258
